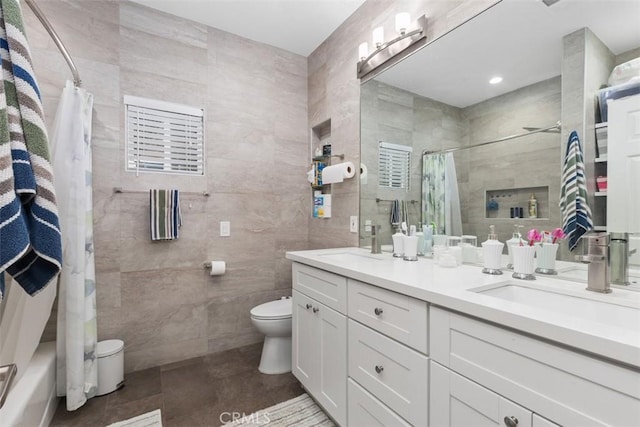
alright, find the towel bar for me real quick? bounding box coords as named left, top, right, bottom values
left=113, top=187, right=210, bottom=197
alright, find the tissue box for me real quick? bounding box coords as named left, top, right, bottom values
left=313, top=194, right=332, bottom=218
left=596, top=176, right=607, bottom=192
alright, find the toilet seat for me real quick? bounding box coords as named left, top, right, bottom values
left=250, top=298, right=292, bottom=320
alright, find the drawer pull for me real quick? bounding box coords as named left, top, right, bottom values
left=312, top=307, right=319, bottom=313
left=504, top=416, right=518, bottom=427
left=374, top=307, right=383, bottom=316
left=374, top=365, right=384, bottom=374
left=305, top=303, right=312, bottom=310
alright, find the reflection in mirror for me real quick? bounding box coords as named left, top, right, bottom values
left=359, top=0, right=640, bottom=268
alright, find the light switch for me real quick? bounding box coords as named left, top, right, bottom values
left=220, top=221, right=230, bottom=237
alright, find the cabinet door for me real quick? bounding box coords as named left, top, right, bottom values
left=430, top=361, right=533, bottom=427
left=608, top=94, right=640, bottom=233
left=292, top=290, right=318, bottom=392
left=316, top=301, right=347, bottom=426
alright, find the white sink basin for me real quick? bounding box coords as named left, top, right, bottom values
left=318, top=252, right=385, bottom=262
left=471, top=282, right=640, bottom=329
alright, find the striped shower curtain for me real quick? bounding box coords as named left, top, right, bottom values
left=51, top=81, right=98, bottom=410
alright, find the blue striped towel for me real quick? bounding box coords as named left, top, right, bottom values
left=0, top=0, right=62, bottom=299
left=560, top=131, right=593, bottom=251
left=150, top=189, right=182, bottom=240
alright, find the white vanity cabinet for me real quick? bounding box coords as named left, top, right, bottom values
left=430, top=306, right=640, bottom=427
left=292, top=264, right=347, bottom=426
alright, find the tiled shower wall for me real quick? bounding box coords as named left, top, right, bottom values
left=306, top=0, right=500, bottom=249
left=26, top=1, right=309, bottom=372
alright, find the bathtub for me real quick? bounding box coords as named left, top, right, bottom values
left=0, top=278, right=58, bottom=427
left=0, top=341, right=58, bottom=427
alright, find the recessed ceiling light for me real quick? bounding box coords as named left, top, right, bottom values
left=489, top=76, right=503, bottom=85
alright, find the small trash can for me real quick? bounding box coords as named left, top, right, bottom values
left=96, top=339, right=124, bottom=396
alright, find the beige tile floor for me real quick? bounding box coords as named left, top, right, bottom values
left=51, top=343, right=303, bottom=426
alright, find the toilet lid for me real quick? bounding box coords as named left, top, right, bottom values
left=97, top=339, right=124, bottom=357
left=250, top=298, right=292, bottom=320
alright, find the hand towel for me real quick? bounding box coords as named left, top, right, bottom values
left=150, top=189, right=182, bottom=240
left=560, top=130, right=593, bottom=251
left=0, top=0, right=62, bottom=299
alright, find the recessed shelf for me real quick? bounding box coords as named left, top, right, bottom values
left=595, top=122, right=608, bottom=129
left=593, top=225, right=607, bottom=231
left=595, top=156, right=608, bottom=163
left=595, top=191, right=607, bottom=197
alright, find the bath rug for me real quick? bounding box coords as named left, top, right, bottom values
left=224, top=393, right=334, bottom=427
left=107, top=408, right=162, bottom=427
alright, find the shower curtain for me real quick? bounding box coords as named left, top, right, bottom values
left=422, top=152, right=462, bottom=236
left=51, top=80, right=98, bottom=410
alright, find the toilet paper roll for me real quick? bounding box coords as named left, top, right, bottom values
left=360, top=163, right=368, bottom=185
left=321, top=162, right=356, bottom=184
left=209, top=261, right=226, bottom=276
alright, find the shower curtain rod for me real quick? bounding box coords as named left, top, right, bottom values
left=422, top=121, right=561, bottom=156
left=24, top=0, right=81, bottom=86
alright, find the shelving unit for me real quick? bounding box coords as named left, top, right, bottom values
left=593, top=120, right=608, bottom=231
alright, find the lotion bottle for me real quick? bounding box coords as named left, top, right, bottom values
left=481, top=225, right=504, bottom=275
left=528, top=193, right=538, bottom=218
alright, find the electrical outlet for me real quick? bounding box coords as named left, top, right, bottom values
left=220, top=221, right=230, bottom=237
left=350, top=216, right=358, bottom=233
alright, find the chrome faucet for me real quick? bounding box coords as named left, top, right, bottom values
left=577, top=233, right=611, bottom=293
left=610, top=232, right=637, bottom=286
left=370, top=224, right=382, bottom=254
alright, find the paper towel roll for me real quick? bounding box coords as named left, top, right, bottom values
left=209, top=261, right=226, bottom=276
left=321, top=162, right=356, bottom=184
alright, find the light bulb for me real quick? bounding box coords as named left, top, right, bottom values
left=358, top=42, right=369, bottom=61
left=373, top=26, right=384, bottom=49
left=489, top=76, right=503, bottom=85
left=395, top=12, right=410, bottom=35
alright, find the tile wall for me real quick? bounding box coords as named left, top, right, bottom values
left=27, top=0, right=308, bottom=372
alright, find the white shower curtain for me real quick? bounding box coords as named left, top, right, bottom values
left=422, top=152, right=462, bottom=235
left=50, top=80, right=98, bottom=410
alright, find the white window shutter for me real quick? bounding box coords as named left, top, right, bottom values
left=125, top=95, right=205, bottom=176
left=378, top=141, right=412, bottom=190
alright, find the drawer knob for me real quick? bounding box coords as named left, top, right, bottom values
left=312, top=307, right=319, bottom=313
left=374, top=307, right=383, bottom=316
left=305, top=303, right=312, bottom=310
left=374, top=365, right=384, bottom=374
left=504, top=416, right=518, bottom=427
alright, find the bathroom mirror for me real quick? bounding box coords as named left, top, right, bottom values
left=359, top=0, right=640, bottom=267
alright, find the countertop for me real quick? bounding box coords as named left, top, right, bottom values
left=286, top=247, right=640, bottom=369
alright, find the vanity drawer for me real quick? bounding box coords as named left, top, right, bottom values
left=430, top=306, right=640, bottom=426
left=348, top=279, right=428, bottom=353
left=348, top=379, right=411, bottom=427
left=348, top=320, right=429, bottom=427
left=293, top=263, right=347, bottom=314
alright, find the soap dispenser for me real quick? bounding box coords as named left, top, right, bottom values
left=482, top=225, right=504, bottom=275
left=506, top=224, right=524, bottom=269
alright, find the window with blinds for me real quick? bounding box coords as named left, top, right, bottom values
left=378, top=141, right=412, bottom=189
left=125, top=95, right=205, bottom=175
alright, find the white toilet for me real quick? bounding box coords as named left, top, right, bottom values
left=250, top=297, right=292, bottom=374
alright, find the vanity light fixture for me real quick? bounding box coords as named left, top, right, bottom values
left=357, top=13, right=428, bottom=82
left=489, top=76, right=503, bottom=85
